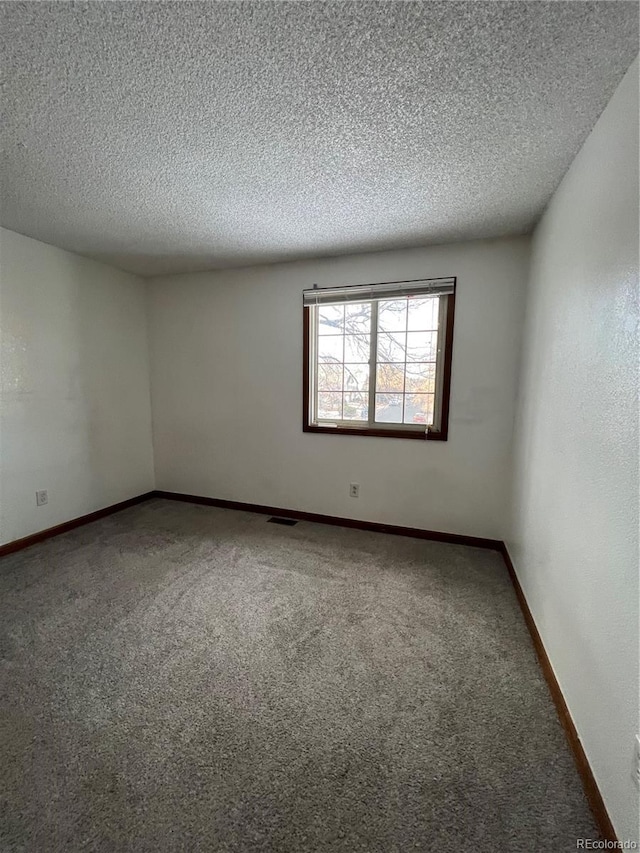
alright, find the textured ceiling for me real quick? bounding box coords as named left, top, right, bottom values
left=1, top=1, right=638, bottom=277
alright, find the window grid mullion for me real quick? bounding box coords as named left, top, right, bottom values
left=341, top=308, right=346, bottom=421
left=402, top=300, right=408, bottom=423
left=312, top=308, right=319, bottom=424
left=368, top=301, right=378, bottom=427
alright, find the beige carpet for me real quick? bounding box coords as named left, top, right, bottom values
left=0, top=498, right=596, bottom=851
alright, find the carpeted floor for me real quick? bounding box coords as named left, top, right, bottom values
left=0, top=498, right=596, bottom=852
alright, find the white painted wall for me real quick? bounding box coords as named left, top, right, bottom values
left=148, top=236, right=529, bottom=540
left=508, top=60, right=639, bottom=842
left=0, top=228, right=155, bottom=545
left=1, top=56, right=636, bottom=838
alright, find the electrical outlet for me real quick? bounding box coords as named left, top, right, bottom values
left=35, top=490, right=48, bottom=507
left=349, top=483, right=359, bottom=498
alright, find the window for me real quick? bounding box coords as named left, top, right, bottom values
left=303, top=278, right=455, bottom=440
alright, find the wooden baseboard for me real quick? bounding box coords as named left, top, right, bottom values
left=499, top=543, right=617, bottom=843
left=152, top=490, right=503, bottom=551
left=0, top=492, right=156, bottom=558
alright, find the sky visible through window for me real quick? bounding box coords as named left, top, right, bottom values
left=316, top=296, right=439, bottom=426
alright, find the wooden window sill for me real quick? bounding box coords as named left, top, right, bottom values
left=303, top=424, right=448, bottom=441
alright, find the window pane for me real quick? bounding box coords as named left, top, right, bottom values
left=343, top=364, right=369, bottom=393
left=376, top=363, right=404, bottom=393
left=408, top=297, right=439, bottom=331
left=343, top=393, right=368, bottom=421
left=405, top=363, right=436, bottom=394
left=345, top=302, right=371, bottom=333
left=406, top=331, right=437, bottom=362
left=318, top=305, right=344, bottom=335
left=317, top=363, right=343, bottom=392
left=376, top=332, right=406, bottom=362
left=378, top=299, right=407, bottom=332
left=318, top=335, right=343, bottom=362
left=375, top=393, right=403, bottom=423
left=344, top=334, right=370, bottom=363
left=404, top=393, right=434, bottom=425
left=317, top=392, right=342, bottom=420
